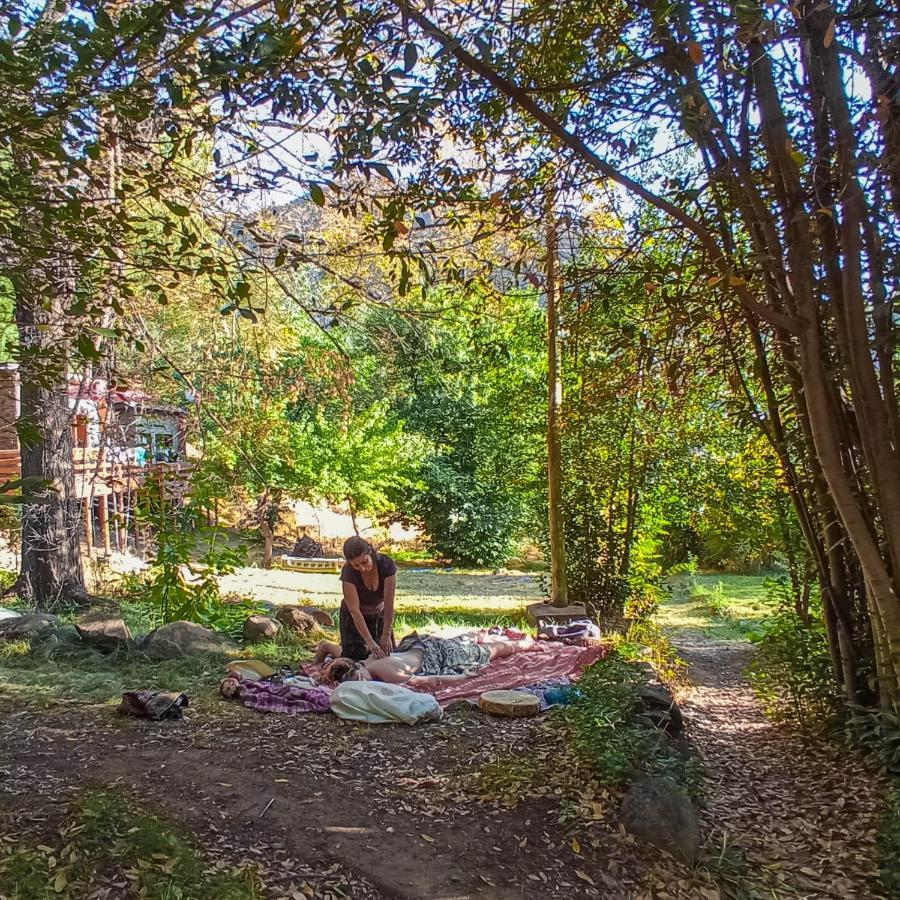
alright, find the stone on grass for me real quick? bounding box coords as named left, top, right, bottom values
left=0, top=613, right=60, bottom=641
left=75, top=613, right=132, bottom=653
left=0, top=607, right=20, bottom=622
left=142, top=621, right=235, bottom=660
left=275, top=606, right=327, bottom=633
left=619, top=776, right=701, bottom=863
left=243, top=614, right=281, bottom=643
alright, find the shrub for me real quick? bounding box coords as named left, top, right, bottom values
left=565, top=653, right=704, bottom=801
left=747, top=581, right=838, bottom=729
left=134, top=482, right=249, bottom=629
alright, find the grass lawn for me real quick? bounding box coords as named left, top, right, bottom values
left=0, top=565, right=542, bottom=708
left=217, top=565, right=540, bottom=632
left=657, top=573, right=777, bottom=641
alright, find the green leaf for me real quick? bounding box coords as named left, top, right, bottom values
left=309, top=182, right=325, bottom=206
left=404, top=42, right=418, bottom=73
left=8, top=15, right=21, bottom=36
left=76, top=333, right=101, bottom=361
left=164, top=200, right=190, bottom=217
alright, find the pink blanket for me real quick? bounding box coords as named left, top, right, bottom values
left=300, top=641, right=609, bottom=706
left=412, top=641, right=609, bottom=705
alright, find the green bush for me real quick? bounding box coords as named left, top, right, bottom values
left=747, top=581, right=838, bottom=729
left=565, top=653, right=704, bottom=801
left=134, top=483, right=248, bottom=628
left=412, top=467, right=520, bottom=567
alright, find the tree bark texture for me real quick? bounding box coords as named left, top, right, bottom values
left=13, top=269, right=87, bottom=607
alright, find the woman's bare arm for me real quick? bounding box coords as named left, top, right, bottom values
left=379, top=574, right=396, bottom=652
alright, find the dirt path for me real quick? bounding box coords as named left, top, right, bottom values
left=669, top=629, right=886, bottom=899
left=0, top=690, right=709, bottom=900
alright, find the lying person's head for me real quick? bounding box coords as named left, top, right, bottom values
left=326, top=657, right=372, bottom=683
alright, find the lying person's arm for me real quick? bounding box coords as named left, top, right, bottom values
left=406, top=673, right=470, bottom=688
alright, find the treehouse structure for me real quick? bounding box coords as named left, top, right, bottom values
left=0, top=364, right=192, bottom=555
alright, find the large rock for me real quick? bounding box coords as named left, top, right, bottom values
left=637, top=684, right=684, bottom=735
left=275, top=605, right=329, bottom=633
left=243, top=614, right=281, bottom=643
left=619, top=776, right=701, bottom=863
left=0, top=613, right=60, bottom=641
left=142, top=621, right=235, bottom=660
left=75, top=613, right=132, bottom=653
left=0, top=607, right=20, bottom=622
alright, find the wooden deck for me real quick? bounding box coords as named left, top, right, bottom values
left=0, top=448, right=192, bottom=499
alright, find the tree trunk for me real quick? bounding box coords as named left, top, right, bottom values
left=13, top=276, right=87, bottom=607
left=261, top=520, right=274, bottom=569
left=545, top=184, right=568, bottom=607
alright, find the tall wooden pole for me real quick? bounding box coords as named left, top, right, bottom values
left=98, top=495, right=111, bottom=555
left=546, top=183, right=569, bottom=607
left=82, top=498, right=94, bottom=556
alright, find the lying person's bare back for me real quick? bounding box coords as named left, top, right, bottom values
left=319, top=630, right=535, bottom=687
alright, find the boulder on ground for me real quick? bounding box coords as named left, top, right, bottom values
left=0, top=607, right=20, bottom=622
left=275, top=606, right=329, bottom=632
left=243, top=614, right=281, bottom=643
left=142, top=621, right=235, bottom=660
left=619, top=776, right=701, bottom=863
left=637, top=683, right=684, bottom=735
left=0, top=613, right=60, bottom=641
left=75, top=613, right=132, bottom=653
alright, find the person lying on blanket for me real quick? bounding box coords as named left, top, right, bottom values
left=315, top=630, right=536, bottom=687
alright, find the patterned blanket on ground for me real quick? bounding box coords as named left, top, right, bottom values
left=237, top=680, right=333, bottom=715
left=413, top=641, right=609, bottom=705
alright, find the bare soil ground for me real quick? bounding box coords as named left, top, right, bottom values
left=1, top=689, right=705, bottom=899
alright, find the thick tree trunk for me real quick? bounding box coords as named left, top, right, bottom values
left=545, top=187, right=568, bottom=607
left=13, top=278, right=87, bottom=608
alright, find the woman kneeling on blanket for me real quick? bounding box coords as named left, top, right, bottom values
left=315, top=631, right=535, bottom=688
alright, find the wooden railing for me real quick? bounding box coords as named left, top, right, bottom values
left=0, top=448, right=193, bottom=499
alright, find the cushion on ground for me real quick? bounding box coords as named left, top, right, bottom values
left=478, top=689, right=540, bottom=717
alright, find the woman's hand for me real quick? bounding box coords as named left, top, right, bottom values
left=367, top=641, right=386, bottom=659
left=378, top=632, right=393, bottom=655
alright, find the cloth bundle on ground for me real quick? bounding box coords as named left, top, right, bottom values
left=221, top=676, right=333, bottom=715
left=330, top=681, right=442, bottom=725
left=119, top=690, right=189, bottom=720
left=537, top=619, right=601, bottom=642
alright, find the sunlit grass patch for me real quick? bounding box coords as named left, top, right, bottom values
left=658, top=574, right=774, bottom=641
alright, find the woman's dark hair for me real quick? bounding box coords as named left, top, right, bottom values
left=329, top=658, right=362, bottom=683
left=343, top=535, right=374, bottom=562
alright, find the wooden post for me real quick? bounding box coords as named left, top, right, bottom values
left=545, top=181, right=569, bottom=607
left=115, top=491, right=127, bottom=552
left=82, top=498, right=94, bottom=556
left=98, top=495, right=111, bottom=555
